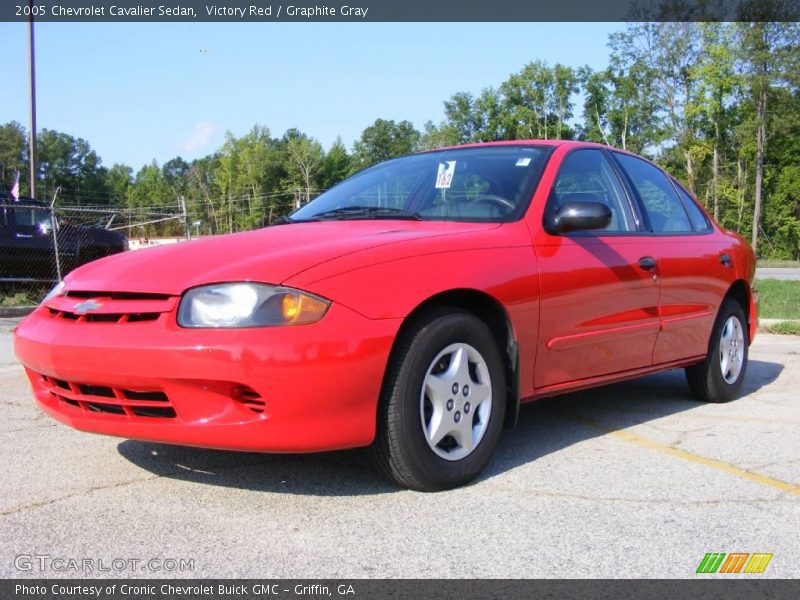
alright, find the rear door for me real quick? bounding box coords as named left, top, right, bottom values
left=610, top=152, right=730, bottom=364
left=531, top=148, right=661, bottom=390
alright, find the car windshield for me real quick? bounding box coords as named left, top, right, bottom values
left=10, top=206, right=51, bottom=227
left=291, top=145, right=551, bottom=223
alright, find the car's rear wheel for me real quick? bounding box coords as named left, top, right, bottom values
left=685, top=297, right=748, bottom=403
left=371, top=308, right=506, bottom=491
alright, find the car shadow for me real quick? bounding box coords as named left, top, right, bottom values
left=117, top=359, right=783, bottom=496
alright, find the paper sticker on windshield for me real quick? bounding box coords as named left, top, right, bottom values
left=515, top=157, right=532, bottom=167
left=435, top=161, right=456, bottom=189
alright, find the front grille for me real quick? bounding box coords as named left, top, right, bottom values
left=40, top=375, right=176, bottom=419
left=44, top=291, right=176, bottom=324
left=47, top=307, right=161, bottom=323
left=65, top=291, right=172, bottom=301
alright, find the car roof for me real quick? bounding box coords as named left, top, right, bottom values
left=418, top=139, right=625, bottom=154
left=0, top=193, right=47, bottom=207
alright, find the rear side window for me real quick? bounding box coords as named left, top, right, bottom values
left=613, top=153, right=692, bottom=233
left=673, top=182, right=712, bottom=232
left=546, top=149, right=635, bottom=232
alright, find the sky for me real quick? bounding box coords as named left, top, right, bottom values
left=0, top=22, right=621, bottom=171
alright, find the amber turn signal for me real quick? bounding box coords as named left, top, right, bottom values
left=280, top=291, right=330, bottom=325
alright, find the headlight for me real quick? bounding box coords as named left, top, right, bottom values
left=177, top=283, right=330, bottom=328
left=42, top=281, right=66, bottom=303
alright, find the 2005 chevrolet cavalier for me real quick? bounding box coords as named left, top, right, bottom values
left=14, top=141, right=758, bottom=491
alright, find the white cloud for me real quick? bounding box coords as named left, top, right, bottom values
left=177, top=121, right=219, bottom=153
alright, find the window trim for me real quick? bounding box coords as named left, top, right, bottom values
left=609, top=150, right=708, bottom=237
left=542, top=147, right=645, bottom=237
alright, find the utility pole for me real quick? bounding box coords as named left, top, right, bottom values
left=28, top=2, right=38, bottom=199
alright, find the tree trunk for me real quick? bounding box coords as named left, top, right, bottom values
left=594, top=109, right=611, bottom=146
left=712, top=141, right=720, bottom=221
left=751, top=83, right=767, bottom=255
left=621, top=112, right=628, bottom=151
left=228, top=191, right=233, bottom=234
left=557, top=98, right=564, bottom=140
left=684, top=150, right=696, bottom=195
left=207, top=194, right=218, bottom=233
left=737, top=157, right=746, bottom=229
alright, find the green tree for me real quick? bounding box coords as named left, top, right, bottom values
left=37, top=129, right=108, bottom=203
left=285, top=133, right=324, bottom=208
left=442, top=92, right=481, bottom=143
left=105, top=164, right=133, bottom=205
left=735, top=20, right=800, bottom=254
left=353, top=119, right=421, bottom=169
left=320, top=137, right=351, bottom=190
left=0, top=121, right=27, bottom=192
left=694, top=23, right=739, bottom=219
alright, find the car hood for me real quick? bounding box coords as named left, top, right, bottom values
left=64, top=220, right=501, bottom=295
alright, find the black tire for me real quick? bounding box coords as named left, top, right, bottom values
left=685, top=297, right=749, bottom=403
left=370, top=308, right=507, bottom=491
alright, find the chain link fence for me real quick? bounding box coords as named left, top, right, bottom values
left=1, top=198, right=183, bottom=307
left=1, top=191, right=316, bottom=308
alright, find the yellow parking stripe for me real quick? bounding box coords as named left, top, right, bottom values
left=556, top=412, right=800, bottom=497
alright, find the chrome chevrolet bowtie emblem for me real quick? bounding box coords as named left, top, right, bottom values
left=73, top=300, right=103, bottom=314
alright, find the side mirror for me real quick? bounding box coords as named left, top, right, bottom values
left=547, top=200, right=612, bottom=234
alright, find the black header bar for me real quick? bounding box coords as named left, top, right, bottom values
left=2, top=0, right=800, bottom=22
left=3, top=580, right=800, bottom=600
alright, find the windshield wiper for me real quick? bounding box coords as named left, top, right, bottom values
left=271, top=215, right=320, bottom=225
left=311, top=206, right=422, bottom=221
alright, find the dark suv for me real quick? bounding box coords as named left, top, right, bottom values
left=0, top=194, right=128, bottom=282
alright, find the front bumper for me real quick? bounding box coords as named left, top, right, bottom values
left=14, top=302, right=400, bottom=452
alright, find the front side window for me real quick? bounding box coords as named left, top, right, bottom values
left=291, top=146, right=551, bottom=223
left=613, top=153, right=693, bottom=233
left=545, top=149, right=635, bottom=233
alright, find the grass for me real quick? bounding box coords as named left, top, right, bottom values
left=765, top=320, right=800, bottom=336
left=0, top=285, right=49, bottom=308
left=755, top=279, right=800, bottom=319
left=757, top=259, right=800, bottom=268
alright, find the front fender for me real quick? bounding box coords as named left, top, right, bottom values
left=284, top=244, right=540, bottom=399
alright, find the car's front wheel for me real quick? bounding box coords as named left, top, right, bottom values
left=685, top=297, right=749, bottom=403
left=371, top=308, right=506, bottom=491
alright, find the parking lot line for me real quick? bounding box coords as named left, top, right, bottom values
left=557, top=411, right=800, bottom=497
left=569, top=405, right=800, bottom=426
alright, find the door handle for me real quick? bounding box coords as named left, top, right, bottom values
left=638, top=256, right=657, bottom=270
left=719, top=253, right=732, bottom=267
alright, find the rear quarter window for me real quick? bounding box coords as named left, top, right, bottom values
left=673, top=182, right=713, bottom=232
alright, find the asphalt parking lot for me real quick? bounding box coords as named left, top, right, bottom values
left=1, top=317, right=798, bottom=579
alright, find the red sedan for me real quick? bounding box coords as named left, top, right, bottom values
left=14, top=141, right=758, bottom=491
